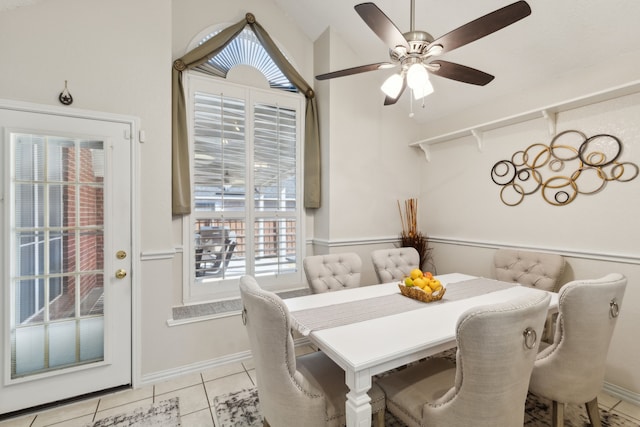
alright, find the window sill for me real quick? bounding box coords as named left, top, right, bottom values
left=167, top=287, right=310, bottom=327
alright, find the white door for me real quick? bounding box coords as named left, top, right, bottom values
left=0, top=102, right=134, bottom=414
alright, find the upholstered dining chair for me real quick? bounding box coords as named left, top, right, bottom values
left=371, top=247, right=420, bottom=283
left=494, top=248, right=565, bottom=341
left=239, top=275, right=386, bottom=427
left=528, top=273, right=627, bottom=427
left=494, top=248, right=565, bottom=292
left=303, top=253, right=363, bottom=294
left=376, top=291, right=550, bottom=427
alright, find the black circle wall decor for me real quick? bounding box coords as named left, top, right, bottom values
left=491, top=130, right=638, bottom=206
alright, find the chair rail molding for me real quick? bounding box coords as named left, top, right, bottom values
left=410, top=79, right=640, bottom=162
left=429, top=236, right=640, bottom=265
left=311, top=236, right=400, bottom=248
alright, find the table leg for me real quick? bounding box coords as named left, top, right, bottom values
left=345, top=368, right=372, bottom=427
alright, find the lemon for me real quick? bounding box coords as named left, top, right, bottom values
left=404, top=277, right=414, bottom=287
left=413, top=277, right=426, bottom=289
left=428, top=279, right=441, bottom=290
left=410, top=268, right=423, bottom=280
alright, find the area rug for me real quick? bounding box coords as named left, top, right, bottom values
left=213, top=388, right=638, bottom=427
left=213, top=388, right=262, bottom=426
left=84, top=397, right=181, bottom=427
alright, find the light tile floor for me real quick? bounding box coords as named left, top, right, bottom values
left=1, top=344, right=639, bottom=427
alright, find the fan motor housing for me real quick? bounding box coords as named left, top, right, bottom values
left=390, top=30, right=434, bottom=62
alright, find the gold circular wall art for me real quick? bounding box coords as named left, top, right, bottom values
left=490, top=130, right=638, bottom=206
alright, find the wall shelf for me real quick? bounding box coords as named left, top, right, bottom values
left=410, top=79, right=640, bottom=162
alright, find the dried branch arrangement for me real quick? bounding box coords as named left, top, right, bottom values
left=398, top=198, right=431, bottom=270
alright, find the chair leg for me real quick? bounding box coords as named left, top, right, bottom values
left=551, top=401, right=565, bottom=427
left=374, top=409, right=385, bottom=427
left=585, top=397, right=602, bottom=427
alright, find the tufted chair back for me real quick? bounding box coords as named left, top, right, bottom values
left=371, top=247, right=420, bottom=283
left=377, top=291, right=550, bottom=427
left=528, top=273, right=627, bottom=427
left=494, top=248, right=565, bottom=292
left=303, top=253, right=362, bottom=294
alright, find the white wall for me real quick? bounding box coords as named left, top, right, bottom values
left=420, top=93, right=640, bottom=397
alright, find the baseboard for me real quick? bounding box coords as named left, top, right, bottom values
left=138, top=337, right=313, bottom=387
left=603, top=381, right=640, bottom=406
left=139, top=350, right=253, bottom=386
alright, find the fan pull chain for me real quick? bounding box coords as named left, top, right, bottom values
left=409, top=89, right=415, bottom=118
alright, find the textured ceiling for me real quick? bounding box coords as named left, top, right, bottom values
left=273, top=0, right=640, bottom=123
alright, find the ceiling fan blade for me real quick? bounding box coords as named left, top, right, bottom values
left=429, top=1, right=531, bottom=55
left=355, top=2, right=410, bottom=50
left=316, top=62, right=394, bottom=81
left=384, top=78, right=407, bottom=106
left=429, top=60, right=495, bottom=86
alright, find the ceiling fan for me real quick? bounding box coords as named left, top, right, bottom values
left=316, top=0, right=532, bottom=106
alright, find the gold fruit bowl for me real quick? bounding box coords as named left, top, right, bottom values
left=398, top=283, right=446, bottom=303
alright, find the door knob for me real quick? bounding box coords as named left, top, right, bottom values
left=115, top=269, right=127, bottom=279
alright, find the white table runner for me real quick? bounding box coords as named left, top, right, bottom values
left=290, top=277, right=517, bottom=336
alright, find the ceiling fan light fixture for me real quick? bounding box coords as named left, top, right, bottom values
left=317, top=1, right=532, bottom=106
left=406, top=63, right=429, bottom=90
left=413, top=79, right=434, bottom=100
left=381, top=73, right=404, bottom=98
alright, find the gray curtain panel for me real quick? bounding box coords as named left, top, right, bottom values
left=171, top=13, right=321, bottom=215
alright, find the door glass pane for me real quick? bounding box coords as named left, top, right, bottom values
left=14, top=325, right=45, bottom=376
left=79, top=274, right=104, bottom=316
left=48, top=321, right=77, bottom=368
left=10, top=132, right=106, bottom=380
left=79, top=317, right=104, bottom=362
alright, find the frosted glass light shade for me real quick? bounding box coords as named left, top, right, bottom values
left=413, top=79, right=434, bottom=100
left=406, top=64, right=429, bottom=90
left=381, top=74, right=404, bottom=98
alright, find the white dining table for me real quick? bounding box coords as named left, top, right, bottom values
left=283, top=273, right=559, bottom=427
